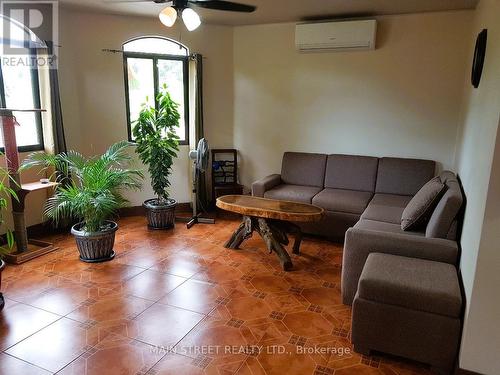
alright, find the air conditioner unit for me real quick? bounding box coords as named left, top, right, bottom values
left=295, top=20, right=377, bottom=53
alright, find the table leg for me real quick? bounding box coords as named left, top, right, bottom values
left=255, top=218, right=293, bottom=271
left=224, top=216, right=253, bottom=249
left=292, top=229, right=303, bottom=255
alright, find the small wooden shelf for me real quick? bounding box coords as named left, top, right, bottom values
left=21, top=181, right=59, bottom=193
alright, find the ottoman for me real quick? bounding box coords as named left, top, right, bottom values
left=352, top=253, right=462, bottom=374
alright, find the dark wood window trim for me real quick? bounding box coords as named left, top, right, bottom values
left=123, top=43, right=190, bottom=146
left=0, top=49, right=45, bottom=152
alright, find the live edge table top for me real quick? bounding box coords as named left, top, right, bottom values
left=216, top=195, right=325, bottom=222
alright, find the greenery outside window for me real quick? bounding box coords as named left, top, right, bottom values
left=123, top=36, right=189, bottom=145
left=0, top=48, right=44, bottom=152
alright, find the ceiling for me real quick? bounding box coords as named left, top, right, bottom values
left=60, top=0, right=479, bottom=26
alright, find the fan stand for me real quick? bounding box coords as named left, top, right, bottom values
left=177, top=162, right=215, bottom=229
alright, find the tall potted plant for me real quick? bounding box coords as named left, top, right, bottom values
left=134, top=85, right=180, bottom=229
left=21, top=141, right=143, bottom=263
left=0, top=157, right=17, bottom=310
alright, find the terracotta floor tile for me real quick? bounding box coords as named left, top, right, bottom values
left=57, top=339, right=163, bottom=375
left=131, top=303, right=204, bottom=347
left=23, top=281, right=98, bottom=315
left=151, top=253, right=207, bottom=278
left=225, top=296, right=273, bottom=321
left=151, top=352, right=245, bottom=375
left=85, top=263, right=145, bottom=284
left=192, top=260, right=244, bottom=284
left=6, top=317, right=107, bottom=372
left=0, top=352, right=51, bottom=374
left=0, top=303, right=61, bottom=351
left=252, top=343, right=318, bottom=375
left=176, top=311, right=260, bottom=363
left=66, top=294, right=153, bottom=323
left=0, top=216, right=435, bottom=375
left=122, top=270, right=186, bottom=301
left=2, top=271, right=57, bottom=302
left=250, top=274, right=291, bottom=294
left=282, top=311, right=333, bottom=338
left=159, top=279, right=227, bottom=314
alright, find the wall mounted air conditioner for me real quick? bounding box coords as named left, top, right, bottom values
left=295, top=19, right=377, bottom=53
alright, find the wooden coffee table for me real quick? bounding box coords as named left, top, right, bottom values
left=216, top=195, right=325, bottom=271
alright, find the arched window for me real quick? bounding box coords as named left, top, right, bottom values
left=0, top=15, right=44, bottom=151
left=123, top=37, right=189, bottom=144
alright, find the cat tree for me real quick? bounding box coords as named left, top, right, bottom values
left=0, top=108, right=58, bottom=264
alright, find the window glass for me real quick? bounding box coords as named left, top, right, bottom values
left=126, top=58, right=155, bottom=125
left=123, top=37, right=188, bottom=56
left=123, top=37, right=189, bottom=144
left=0, top=49, right=43, bottom=150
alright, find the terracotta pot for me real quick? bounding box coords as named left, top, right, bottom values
left=0, top=259, right=5, bottom=311
left=143, top=198, right=176, bottom=230
left=71, top=221, right=118, bottom=263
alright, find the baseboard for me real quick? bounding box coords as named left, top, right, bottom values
left=119, top=203, right=192, bottom=217
left=455, top=367, right=484, bottom=375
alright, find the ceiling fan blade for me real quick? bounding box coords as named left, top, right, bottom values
left=102, top=0, right=169, bottom=4
left=189, top=0, right=256, bottom=13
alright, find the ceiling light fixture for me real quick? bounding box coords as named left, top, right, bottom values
left=159, top=6, right=177, bottom=27
left=182, top=8, right=201, bottom=31
left=159, top=6, right=201, bottom=31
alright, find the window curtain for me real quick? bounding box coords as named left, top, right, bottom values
left=191, top=53, right=210, bottom=210
left=46, top=41, right=67, bottom=154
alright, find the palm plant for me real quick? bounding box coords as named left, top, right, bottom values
left=21, top=141, right=143, bottom=233
left=133, top=85, right=180, bottom=205
left=0, top=158, right=17, bottom=257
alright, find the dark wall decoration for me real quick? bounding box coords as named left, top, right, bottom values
left=471, top=29, right=488, bottom=89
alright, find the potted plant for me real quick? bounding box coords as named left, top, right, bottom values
left=0, top=157, right=17, bottom=310
left=21, top=141, right=143, bottom=263
left=133, top=85, right=180, bottom=230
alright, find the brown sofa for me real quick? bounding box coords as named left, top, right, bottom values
left=252, top=152, right=463, bottom=304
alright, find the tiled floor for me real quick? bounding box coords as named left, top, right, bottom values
left=0, top=216, right=434, bottom=375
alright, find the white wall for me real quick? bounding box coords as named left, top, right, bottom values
left=233, top=12, right=473, bottom=187
left=58, top=8, right=234, bottom=205
left=454, top=0, right=500, bottom=373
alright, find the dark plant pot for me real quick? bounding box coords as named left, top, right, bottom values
left=71, top=221, right=118, bottom=263
left=143, top=198, right=177, bottom=230
left=0, top=259, right=5, bottom=311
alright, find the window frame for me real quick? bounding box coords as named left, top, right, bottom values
left=123, top=37, right=190, bottom=146
left=0, top=48, right=45, bottom=152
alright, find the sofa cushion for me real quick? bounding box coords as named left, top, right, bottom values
left=375, top=157, right=436, bottom=196
left=358, top=253, right=462, bottom=318
left=401, top=177, right=446, bottom=231
left=426, top=171, right=463, bottom=239
left=354, top=219, right=424, bottom=236
left=324, top=154, right=379, bottom=192
left=264, top=184, right=323, bottom=204
left=361, top=194, right=413, bottom=224
left=281, top=152, right=327, bottom=187
left=312, top=189, right=373, bottom=214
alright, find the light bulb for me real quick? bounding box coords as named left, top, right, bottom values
left=159, top=6, right=177, bottom=27
left=182, top=8, right=201, bottom=31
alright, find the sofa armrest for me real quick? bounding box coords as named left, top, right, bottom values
left=341, top=227, right=459, bottom=305
left=252, top=174, right=282, bottom=197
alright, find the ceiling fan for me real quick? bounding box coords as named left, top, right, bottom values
left=106, top=0, right=257, bottom=31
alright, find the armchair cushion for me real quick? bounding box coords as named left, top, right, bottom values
left=312, top=189, right=372, bottom=214
left=401, top=176, right=446, bottom=231
left=264, top=184, right=323, bottom=204
left=281, top=152, right=327, bottom=187
left=376, top=158, right=436, bottom=196
left=361, top=194, right=413, bottom=224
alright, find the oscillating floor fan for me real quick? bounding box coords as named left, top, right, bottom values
left=184, top=138, right=215, bottom=229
